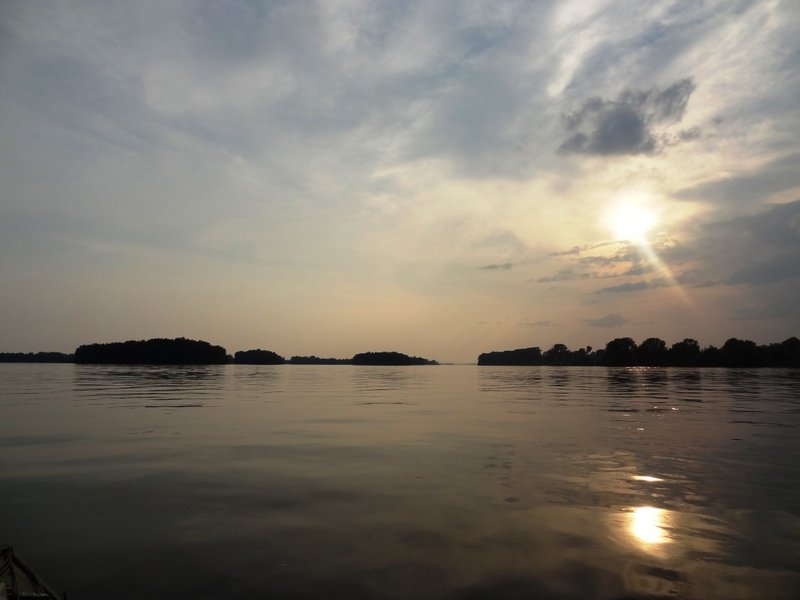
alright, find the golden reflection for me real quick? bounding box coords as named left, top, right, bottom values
left=632, top=475, right=663, bottom=483
left=630, top=506, right=670, bottom=546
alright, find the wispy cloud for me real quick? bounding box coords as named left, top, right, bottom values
left=677, top=154, right=800, bottom=206
left=583, top=313, right=627, bottom=328
left=521, top=319, right=560, bottom=327
left=594, top=279, right=673, bottom=294
left=537, top=268, right=590, bottom=283
left=479, top=262, right=514, bottom=271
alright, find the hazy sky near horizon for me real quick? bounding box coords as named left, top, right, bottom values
left=1, top=0, right=799, bottom=362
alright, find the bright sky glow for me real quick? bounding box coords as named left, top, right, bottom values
left=1, top=1, right=798, bottom=361
left=611, top=203, right=658, bottom=245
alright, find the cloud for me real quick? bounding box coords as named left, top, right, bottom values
left=537, top=268, right=590, bottom=283
left=594, top=279, right=672, bottom=294
left=676, top=154, right=800, bottom=206
left=621, top=264, right=656, bottom=277
left=558, top=78, right=696, bottom=155
left=478, top=262, right=514, bottom=271
left=549, top=241, right=619, bottom=256
left=703, top=200, right=800, bottom=287
left=578, top=246, right=642, bottom=267
left=538, top=242, right=654, bottom=284
left=583, top=313, right=627, bottom=328
left=475, top=230, right=529, bottom=254
left=709, top=199, right=800, bottom=250
left=521, top=319, right=559, bottom=327
left=727, top=254, right=800, bottom=286
left=733, top=293, right=800, bottom=321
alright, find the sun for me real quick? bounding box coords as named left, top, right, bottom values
left=611, top=202, right=657, bottom=244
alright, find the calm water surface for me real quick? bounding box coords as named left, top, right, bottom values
left=1, top=364, right=799, bottom=599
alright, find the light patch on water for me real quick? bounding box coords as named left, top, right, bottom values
left=630, top=506, right=671, bottom=546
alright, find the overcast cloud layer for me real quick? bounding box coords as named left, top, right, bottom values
left=1, top=0, right=798, bottom=361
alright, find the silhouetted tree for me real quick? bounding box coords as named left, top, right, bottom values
left=604, top=337, right=638, bottom=366
left=773, top=337, right=800, bottom=367
left=720, top=338, right=761, bottom=367
left=478, top=347, right=542, bottom=366
left=703, top=345, right=726, bottom=366
left=571, top=347, right=593, bottom=365
left=638, top=337, right=667, bottom=366
left=289, top=356, right=351, bottom=364
left=74, top=338, right=227, bottom=364
left=669, top=338, right=701, bottom=366
left=234, top=349, right=285, bottom=364
left=0, top=352, right=74, bottom=363
left=477, top=335, right=799, bottom=367
left=544, top=343, right=571, bottom=365
left=352, top=351, right=437, bottom=365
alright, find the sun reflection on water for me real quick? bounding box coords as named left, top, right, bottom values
left=632, top=475, right=663, bottom=483
left=630, top=506, right=670, bottom=546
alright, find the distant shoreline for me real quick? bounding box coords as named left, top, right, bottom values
left=478, top=336, right=799, bottom=368
left=0, top=338, right=439, bottom=367
left=1, top=335, right=798, bottom=368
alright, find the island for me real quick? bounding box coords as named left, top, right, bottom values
left=351, top=351, right=438, bottom=366
left=0, top=352, right=74, bottom=363
left=234, top=349, right=285, bottom=364
left=74, top=337, right=228, bottom=365
left=289, top=356, right=352, bottom=365
left=1, top=341, right=440, bottom=366
left=9, top=336, right=797, bottom=368
left=478, top=336, right=800, bottom=368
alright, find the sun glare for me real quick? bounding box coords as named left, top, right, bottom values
left=630, top=506, right=670, bottom=546
left=611, top=203, right=657, bottom=244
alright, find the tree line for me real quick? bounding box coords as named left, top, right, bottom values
left=232, top=350, right=438, bottom=365
left=478, top=336, right=800, bottom=367
left=1, top=339, right=438, bottom=365
left=0, top=352, right=74, bottom=363
left=4, top=336, right=798, bottom=367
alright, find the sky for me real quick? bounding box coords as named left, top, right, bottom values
left=1, top=0, right=799, bottom=363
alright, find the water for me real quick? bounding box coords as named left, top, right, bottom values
left=1, top=364, right=799, bottom=599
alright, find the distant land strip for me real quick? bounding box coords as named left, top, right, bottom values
left=478, top=336, right=800, bottom=368
left=0, top=338, right=438, bottom=366
left=1, top=336, right=798, bottom=367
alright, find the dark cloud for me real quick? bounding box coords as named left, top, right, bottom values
left=653, top=239, right=695, bottom=264
left=479, top=262, right=514, bottom=271
left=558, top=78, right=696, bottom=155
left=549, top=241, right=618, bottom=256
left=733, top=293, right=800, bottom=321
left=708, top=199, right=800, bottom=250
left=705, top=200, right=800, bottom=286
left=583, top=313, right=627, bottom=328
left=727, top=254, right=800, bottom=285
left=622, top=264, right=656, bottom=277
left=578, top=246, right=643, bottom=267
left=537, top=268, right=590, bottom=283
left=594, top=277, right=679, bottom=294
left=677, top=154, right=800, bottom=205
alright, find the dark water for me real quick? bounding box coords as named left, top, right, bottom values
left=1, top=364, right=799, bottom=599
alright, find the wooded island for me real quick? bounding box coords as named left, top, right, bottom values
left=1, top=336, right=798, bottom=367
left=478, top=336, right=800, bottom=367
left=0, top=338, right=438, bottom=366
